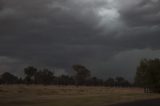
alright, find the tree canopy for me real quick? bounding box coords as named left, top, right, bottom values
left=72, top=64, right=91, bottom=85
left=135, top=58, right=160, bottom=93
left=0, top=72, right=19, bottom=84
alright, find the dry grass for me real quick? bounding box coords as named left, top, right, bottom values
left=0, top=85, right=160, bottom=106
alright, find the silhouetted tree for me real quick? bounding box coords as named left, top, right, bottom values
left=105, top=78, right=115, bottom=87
left=135, top=58, right=160, bottom=93
left=56, top=75, right=75, bottom=85
left=0, top=78, right=2, bottom=84
left=72, top=64, right=91, bottom=86
left=24, top=66, right=37, bottom=84
left=18, top=77, right=24, bottom=84
left=115, top=77, right=130, bottom=87
left=0, top=72, right=19, bottom=84
left=35, top=69, right=54, bottom=85
left=115, top=77, right=124, bottom=87
left=86, top=77, right=104, bottom=86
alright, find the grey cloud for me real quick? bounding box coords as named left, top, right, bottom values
left=119, top=0, right=160, bottom=26
left=0, top=0, right=160, bottom=80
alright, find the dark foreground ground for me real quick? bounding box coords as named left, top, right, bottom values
left=110, top=99, right=160, bottom=106
left=0, top=85, right=160, bottom=106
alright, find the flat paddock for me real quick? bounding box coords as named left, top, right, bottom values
left=0, top=85, right=160, bottom=106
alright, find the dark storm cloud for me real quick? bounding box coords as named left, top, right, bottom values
left=114, top=0, right=160, bottom=49
left=0, top=2, right=3, bottom=10
left=0, top=0, right=160, bottom=79
left=119, top=0, right=160, bottom=26
left=0, top=0, right=103, bottom=70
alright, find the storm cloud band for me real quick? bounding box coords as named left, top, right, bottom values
left=0, top=0, right=160, bottom=80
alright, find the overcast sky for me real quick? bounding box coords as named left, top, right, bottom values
left=0, top=0, right=160, bottom=80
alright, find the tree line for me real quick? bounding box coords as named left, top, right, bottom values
left=1, top=58, right=160, bottom=93
left=0, top=64, right=131, bottom=87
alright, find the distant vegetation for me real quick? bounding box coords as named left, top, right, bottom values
left=135, top=58, right=160, bottom=93
left=2, top=58, right=160, bottom=93
left=0, top=64, right=131, bottom=87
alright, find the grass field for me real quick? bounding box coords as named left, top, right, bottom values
left=0, top=85, right=160, bottom=106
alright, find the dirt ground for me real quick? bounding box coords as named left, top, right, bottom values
left=110, top=98, right=160, bottom=106
left=0, top=85, right=160, bottom=106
